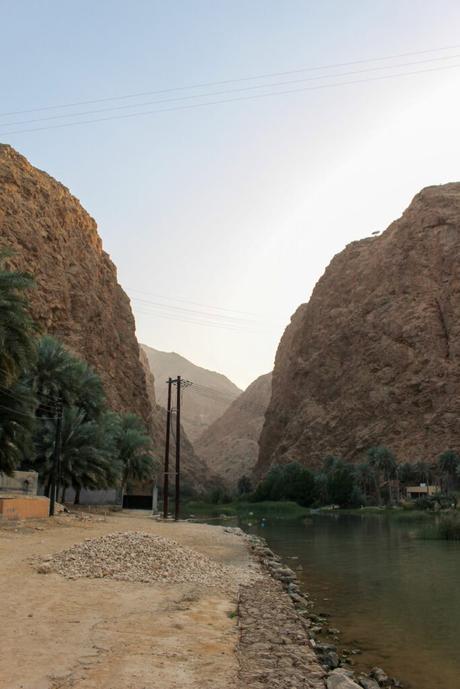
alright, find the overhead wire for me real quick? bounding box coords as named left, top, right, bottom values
left=0, top=403, right=58, bottom=420
left=2, top=61, right=460, bottom=136
left=1, top=42, right=459, bottom=118
left=3, top=51, right=460, bottom=129
left=126, top=287, right=256, bottom=317
left=131, top=296, right=258, bottom=325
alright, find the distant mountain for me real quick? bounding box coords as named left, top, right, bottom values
left=195, top=373, right=272, bottom=489
left=141, top=345, right=241, bottom=442
left=139, top=349, right=221, bottom=494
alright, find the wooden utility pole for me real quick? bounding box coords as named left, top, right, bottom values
left=162, top=377, right=173, bottom=519
left=49, top=398, right=63, bottom=517
left=174, top=375, right=181, bottom=521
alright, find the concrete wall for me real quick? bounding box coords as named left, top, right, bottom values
left=0, top=496, right=49, bottom=520
left=0, top=471, right=38, bottom=495
left=63, top=488, right=120, bottom=505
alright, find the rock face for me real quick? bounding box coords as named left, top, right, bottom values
left=195, top=373, right=272, bottom=489
left=257, top=183, right=460, bottom=474
left=0, top=144, right=153, bottom=429
left=139, top=351, right=216, bottom=494
left=141, top=344, right=241, bottom=441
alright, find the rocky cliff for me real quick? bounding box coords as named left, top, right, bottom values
left=141, top=345, right=241, bottom=441
left=195, top=373, right=272, bottom=489
left=0, top=144, right=153, bottom=429
left=257, top=183, right=460, bottom=474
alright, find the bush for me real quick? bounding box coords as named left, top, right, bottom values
left=418, top=513, right=460, bottom=540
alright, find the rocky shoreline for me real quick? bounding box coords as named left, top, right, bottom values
left=237, top=531, right=404, bottom=689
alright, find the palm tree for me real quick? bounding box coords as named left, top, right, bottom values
left=115, top=413, right=158, bottom=498
left=438, top=451, right=460, bottom=494
left=0, top=253, right=37, bottom=474
left=367, top=447, right=397, bottom=505
left=71, top=360, right=106, bottom=420
left=35, top=406, right=118, bottom=503
left=0, top=382, right=36, bottom=475
left=26, top=336, right=81, bottom=410
left=0, top=250, right=36, bottom=388
left=355, top=462, right=374, bottom=499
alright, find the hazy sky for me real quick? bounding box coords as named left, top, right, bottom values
left=2, top=1, right=460, bottom=388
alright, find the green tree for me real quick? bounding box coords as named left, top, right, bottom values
left=0, top=253, right=37, bottom=475
left=35, top=406, right=117, bottom=503
left=26, top=336, right=105, bottom=417
left=0, top=382, right=36, bottom=476
left=367, top=447, right=396, bottom=505
left=0, top=251, right=36, bottom=387
left=237, top=475, right=253, bottom=496
left=438, top=451, right=460, bottom=494
left=355, top=462, right=374, bottom=499
left=326, top=458, right=360, bottom=507
left=115, top=413, right=158, bottom=495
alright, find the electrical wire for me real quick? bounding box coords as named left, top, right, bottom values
left=0, top=403, right=57, bottom=420
left=127, top=287, right=256, bottom=317
left=2, top=61, right=460, bottom=136
left=134, top=307, right=265, bottom=333
left=131, top=296, right=258, bottom=325
left=0, top=387, right=57, bottom=414
left=3, top=52, right=460, bottom=129
left=2, top=42, right=459, bottom=118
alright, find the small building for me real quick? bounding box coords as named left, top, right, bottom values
left=406, top=484, right=440, bottom=500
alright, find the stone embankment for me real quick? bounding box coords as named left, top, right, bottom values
left=239, top=533, right=403, bottom=689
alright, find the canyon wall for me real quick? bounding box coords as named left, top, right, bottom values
left=257, top=183, right=460, bottom=475
left=195, top=373, right=272, bottom=489
left=0, top=144, right=154, bottom=433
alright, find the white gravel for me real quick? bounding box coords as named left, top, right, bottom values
left=41, top=530, right=259, bottom=592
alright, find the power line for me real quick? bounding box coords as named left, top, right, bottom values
left=0, top=403, right=57, bottom=420
left=127, top=287, right=256, bottom=317
left=3, top=52, right=460, bottom=129
left=2, top=61, right=460, bottom=137
left=131, top=296, right=258, bottom=325
left=134, top=307, right=266, bottom=333
left=1, top=42, right=459, bottom=118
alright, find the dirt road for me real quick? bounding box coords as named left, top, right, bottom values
left=0, top=511, right=251, bottom=689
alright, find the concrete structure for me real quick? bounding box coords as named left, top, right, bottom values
left=406, top=484, right=440, bottom=499
left=0, top=471, right=38, bottom=495
left=0, top=495, right=49, bottom=520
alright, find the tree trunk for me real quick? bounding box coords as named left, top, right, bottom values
left=74, top=487, right=81, bottom=505
left=374, top=472, right=382, bottom=506
left=61, top=486, right=67, bottom=503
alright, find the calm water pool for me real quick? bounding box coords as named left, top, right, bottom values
left=238, top=513, right=460, bottom=689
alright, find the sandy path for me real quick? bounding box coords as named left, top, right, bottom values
left=0, top=511, right=250, bottom=689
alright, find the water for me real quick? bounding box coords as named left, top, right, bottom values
left=240, top=513, right=460, bottom=689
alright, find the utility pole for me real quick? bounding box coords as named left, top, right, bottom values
left=49, top=398, right=63, bottom=517
left=175, top=375, right=181, bottom=521
left=162, top=377, right=173, bottom=519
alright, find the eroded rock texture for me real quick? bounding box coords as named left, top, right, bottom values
left=196, top=373, right=272, bottom=489
left=257, top=183, right=460, bottom=474
left=0, top=144, right=152, bottom=426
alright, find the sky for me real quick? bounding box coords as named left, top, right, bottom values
left=2, top=1, right=460, bottom=389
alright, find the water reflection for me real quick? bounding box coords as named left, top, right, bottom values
left=243, top=513, right=460, bottom=689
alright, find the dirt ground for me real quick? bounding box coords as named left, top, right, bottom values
left=0, top=511, right=252, bottom=689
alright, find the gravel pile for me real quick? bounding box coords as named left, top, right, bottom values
left=42, top=531, right=257, bottom=591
